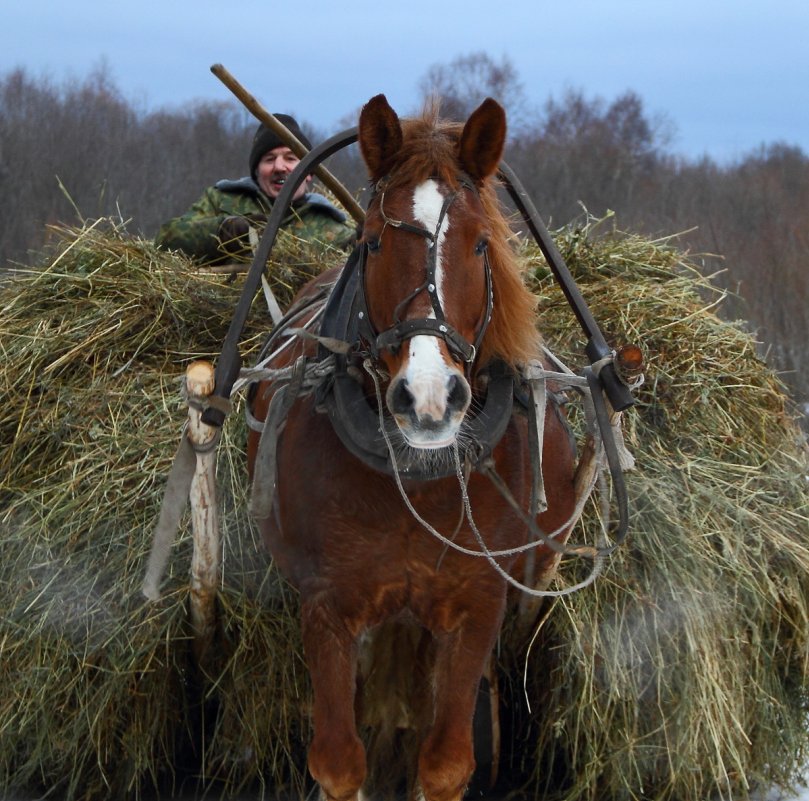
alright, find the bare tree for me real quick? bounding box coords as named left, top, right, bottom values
left=417, top=52, right=532, bottom=131
left=507, top=89, right=672, bottom=225
left=0, top=67, right=256, bottom=267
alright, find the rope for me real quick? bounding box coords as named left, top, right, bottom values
left=362, top=358, right=611, bottom=598
left=144, top=314, right=632, bottom=602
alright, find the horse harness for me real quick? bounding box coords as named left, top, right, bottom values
left=144, top=128, right=638, bottom=603
left=250, top=261, right=519, bottom=485
left=354, top=175, right=493, bottom=369
left=242, top=167, right=636, bottom=584
left=245, top=264, right=628, bottom=597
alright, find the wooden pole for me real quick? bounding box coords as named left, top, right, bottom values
left=185, top=360, right=220, bottom=657
left=210, top=63, right=366, bottom=225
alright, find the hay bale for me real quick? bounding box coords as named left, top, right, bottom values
left=0, top=216, right=806, bottom=801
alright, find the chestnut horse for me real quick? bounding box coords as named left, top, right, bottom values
left=247, top=95, right=576, bottom=801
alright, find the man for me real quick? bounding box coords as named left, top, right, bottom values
left=155, top=114, right=356, bottom=263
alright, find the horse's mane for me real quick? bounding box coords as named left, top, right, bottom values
left=383, top=106, right=541, bottom=369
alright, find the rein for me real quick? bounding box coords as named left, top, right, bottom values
left=361, top=354, right=625, bottom=598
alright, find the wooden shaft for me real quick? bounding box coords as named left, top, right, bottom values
left=185, top=360, right=220, bottom=657
left=210, top=63, right=365, bottom=225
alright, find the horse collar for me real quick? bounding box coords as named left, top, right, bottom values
left=315, top=247, right=513, bottom=482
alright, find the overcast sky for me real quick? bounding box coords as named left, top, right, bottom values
left=3, top=0, right=808, bottom=163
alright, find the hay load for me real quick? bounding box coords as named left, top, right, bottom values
left=0, top=219, right=333, bottom=800
left=511, top=224, right=809, bottom=800
left=0, top=215, right=806, bottom=801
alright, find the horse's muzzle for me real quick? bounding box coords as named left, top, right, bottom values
left=387, top=371, right=471, bottom=448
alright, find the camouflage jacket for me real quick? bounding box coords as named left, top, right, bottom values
left=154, top=177, right=356, bottom=263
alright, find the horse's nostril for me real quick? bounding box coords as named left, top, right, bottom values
left=447, top=374, right=470, bottom=411
left=390, top=379, right=415, bottom=415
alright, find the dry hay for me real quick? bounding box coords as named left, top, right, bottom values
left=508, top=219, right=809, bottom=800
left=0, top=215, right=806, bottom=801
left=0, top=218, right=338, bottom=800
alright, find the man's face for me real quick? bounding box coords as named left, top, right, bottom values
left=256, top=146, right=312, bottom=201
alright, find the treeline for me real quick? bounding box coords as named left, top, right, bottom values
left=1, top=57, right=807, bottom=411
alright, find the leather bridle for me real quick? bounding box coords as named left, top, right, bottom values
left=354, top=177, right=494, bottom=371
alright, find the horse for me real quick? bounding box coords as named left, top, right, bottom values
left=246, top=94, right=577, bottom=801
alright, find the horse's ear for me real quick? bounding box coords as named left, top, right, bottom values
left=359, top=94, right=403, bottom=181
left=458, top=98, right=506, bottom=182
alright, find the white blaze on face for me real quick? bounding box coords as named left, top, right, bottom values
left=399, top=180, right=458, bottom=436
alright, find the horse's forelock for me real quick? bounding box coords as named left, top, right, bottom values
left=382, top=113, right=465, bottom=189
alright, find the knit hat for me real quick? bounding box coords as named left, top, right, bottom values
left=249, top=115, right=313, bottom=180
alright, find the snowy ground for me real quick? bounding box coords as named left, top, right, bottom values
left=755, top=785, right=809, bottom=801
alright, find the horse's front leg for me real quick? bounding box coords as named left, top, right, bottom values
left=417, top=604, right=505, bottom=801
left=302, top=597, right=366, bottom=801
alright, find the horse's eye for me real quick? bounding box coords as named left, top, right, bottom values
left=366, top=237, right=381, bottom=254
left=475, top=239, right=489, bottom=257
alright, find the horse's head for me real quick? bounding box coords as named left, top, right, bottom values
left=357, top=94, right=511, bottom=450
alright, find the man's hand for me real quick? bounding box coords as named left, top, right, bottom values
left=218, top=214, right=268, bottom=255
